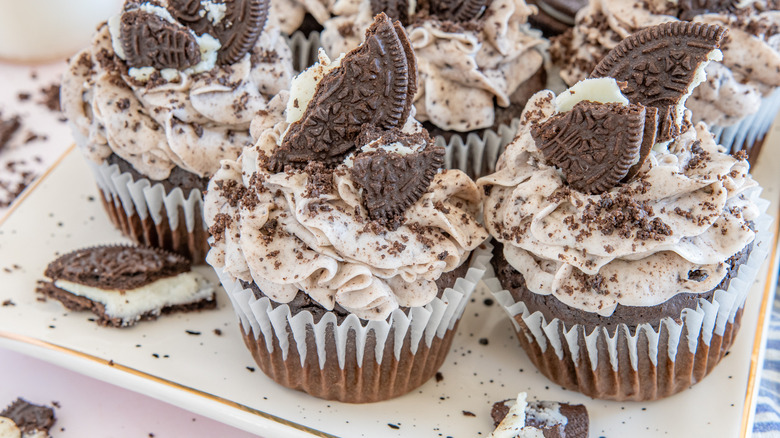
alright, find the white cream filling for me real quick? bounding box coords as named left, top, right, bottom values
left=54, top=272, right=214, bottom=323
left=285, top=49, right=345, bottom=124
left=201, top=0, right=227, bottom=24
left=554, top=77, right=628, bottom=112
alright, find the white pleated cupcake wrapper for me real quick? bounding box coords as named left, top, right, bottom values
left=215, top=241, right=493, bottom=370
left=284, top=30, right=520, bottom=179
left=711, top=87, right=780, bottom=155
left=88, top=160, right=204, bottom=233
left=488, top=198, right=772, bottom=372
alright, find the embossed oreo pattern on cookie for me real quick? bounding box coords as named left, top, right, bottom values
left=168, top=0, right=271, bottom=65
left=43, top=245, right=191, bottom=290
left=120, top=9, right=201, bottom=69
left=351, top=132, right=445, bottom=228
left=590, top=21, right=728, bottom=143
left=269, top=13, right=416, bottom=171
left=531, top=101, right=647, bottom=194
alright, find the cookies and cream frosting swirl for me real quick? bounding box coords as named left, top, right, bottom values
left=478, top=81, right=761, bottom=316
left=320, top=0, right=548, bottom=132
left=205, top=42, right=487, bottom=321
left=552, top=0, right=780, bottom=127
left=61, top=3, right=294, bottom=181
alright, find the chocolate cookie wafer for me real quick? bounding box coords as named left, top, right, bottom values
left=37, top=245, right=216, bottom=327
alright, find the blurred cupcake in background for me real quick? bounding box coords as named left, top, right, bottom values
left=551, top=0, right=780, bottom=162
left=61, top=0, right=294, bottom=262
left=205, top=14, right=490, bottom=402
left=527, top=0, right=588, bottom=37
left=480, top=22, right=772, bottom=401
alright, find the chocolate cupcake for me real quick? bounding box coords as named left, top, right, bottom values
left=60, top=0, right=294, bottom=262
left=551, top=0, right=780, bottom=163
left=205, top=14, right=490, bottom=403
left=479, top=22, right=772, bottom=401
left=316, top=0, right=549, bottom=176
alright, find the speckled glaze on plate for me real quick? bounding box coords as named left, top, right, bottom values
left=0, top=143, right=778, bottom=437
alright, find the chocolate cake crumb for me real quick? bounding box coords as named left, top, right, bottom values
left=214, top=328, right=222, bottom=336
left=479, top=338, right=489, bottom=345
left=2, top=299, right=14, bottom=306
left=462, top=411, right=476, bottom=417
left=38, top=83, right=61, bottom=112
left=435, top=372, right=444, bottom=382
left=0, top=114, right=21, bottom=152
left=209, top=213, right=233, bottom=242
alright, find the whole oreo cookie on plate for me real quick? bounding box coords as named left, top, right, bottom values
left=37, top=245, right=216, bottom=328
left=0, top=398, right=56, bottom=438
left=60, top=0, right=295, bottom=263
left=551, top=0, right=780, bottom=163
left=205, top=13, right=490, bottom=403
left=479, top=22, right=771, bottom=401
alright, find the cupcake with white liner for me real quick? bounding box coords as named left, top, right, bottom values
left=551, top=0, right=780, bottom=162
left=479, top=22, right=772, bottom=401
left=205, top=13, right=490, bottom=403
left=317, top=0, right=548, bottom=175
left=61, top=0, right=294, bottom=262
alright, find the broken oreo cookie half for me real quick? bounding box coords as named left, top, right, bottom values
left=268, top=13, right=417, bottom=171
left=37, top=245, right=216, bottom=328
left=0, top=398, right=56, bottom=438
left=590, top=21, right=727, bottom=143
left=167, top=0, right=270, bottom=65
left=119, top=0, right=269, bottom=70
left=374, top=0, right=492, bottom=24
left=490, top=393, right=588, bottom=438
left=351, top=129, right=445, bottom=228
left=120, top=8, right=202, bottom=70
left=531, top=101, right=648, bottom=195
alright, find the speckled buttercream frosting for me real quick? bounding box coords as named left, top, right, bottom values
left=552, top=0, right=780, bottom=128
left=61, top=0, right=295, bottom=181
left=319, top=0, right=548, bottom=132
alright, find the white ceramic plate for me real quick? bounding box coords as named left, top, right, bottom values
left=0, top=145, right=778, bottom=438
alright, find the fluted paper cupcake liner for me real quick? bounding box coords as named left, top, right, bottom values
left=214, top=242, right=492, bottom=403
left=284, top=30, right=322, bottom=72
left=711, top=87, right=780, bottom=164
left=89, top=160, right=208, bottom=263
left=487, top=198, right=772, bottom=401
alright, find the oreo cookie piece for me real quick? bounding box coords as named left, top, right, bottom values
left=590, top=21, right=727, bottom=143
left=490, top=394, right=588, bottom=438
left=268, top=13, right=417, bottom=172
left=350, top=129, right=444, bottom=228
left=167, top=0, right=270, bottom=65
left=0, top=398, right=56, bottom=438
left=677, top=0, right=737, bottom=21
left=531, top=101, right=648, bottom=194
left=37, top=245, right=216, bottom=328
left=371, top=0, right=410, bottom=25
left=120, top=9, right=201, bottom=70
left=429, top=0, right=492, bottom=22
left=528, top=0, right=587, bottom=36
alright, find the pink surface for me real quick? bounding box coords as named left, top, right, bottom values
left=0, top=346, right=258, bottom=437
